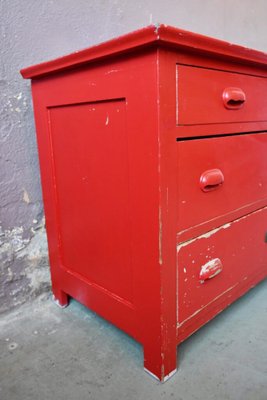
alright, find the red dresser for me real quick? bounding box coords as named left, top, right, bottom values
left=21, top=25, right=267, bottom=382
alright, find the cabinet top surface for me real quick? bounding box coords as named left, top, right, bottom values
left=21, top=24, right=267, bottom=79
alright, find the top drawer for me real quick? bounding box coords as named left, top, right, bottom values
left=177, top=65, right=267, bottom=126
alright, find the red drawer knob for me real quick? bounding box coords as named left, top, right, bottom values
left=223, top=87, right=246, bottom=109
left=200, top=168, right=224, bottom=192
left=199, top=258, right=223, bottom=283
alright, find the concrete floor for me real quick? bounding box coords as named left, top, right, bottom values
left=0, top=280, right=266, bottom=400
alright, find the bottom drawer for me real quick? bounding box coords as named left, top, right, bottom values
left=177, top=207, right=267, bottom=326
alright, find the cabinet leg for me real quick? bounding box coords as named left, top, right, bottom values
left=143, top=340, right=177, bottom=382
left=52, top=288, right=69, bottom=308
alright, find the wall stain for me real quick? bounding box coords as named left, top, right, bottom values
left=0, top=218, right=50, bottom=314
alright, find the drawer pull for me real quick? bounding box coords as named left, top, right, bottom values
left=200, top=169, right=224, bottom=192
left=223, top=87, right=246, bottom=109
left=199, top=258, right=223, bottom=283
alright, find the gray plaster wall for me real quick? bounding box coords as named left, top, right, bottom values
left=1, top=0, right=267, bottom=313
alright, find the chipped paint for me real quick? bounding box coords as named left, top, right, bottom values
left=105, top=115, right=109, bottom=125
left=178, top=204, right=267, bottom=239
left=177, top=206, right=267, bottom=251
left=105, top=69, right=119, bottom=75
left=154, top=22, right=160, bottom=37
left=144, top=365, right=177, bottom=382
left=159, top=206, right=163, bottom=265
left=177, top=222, right=231, bottom=251
left=199, top=258, right=223, bottom=283
left=52, top=296, right=68, bottom=309
left=162, top=368, right=177, bottom=382
left=177, top=283, right=239, bottom=327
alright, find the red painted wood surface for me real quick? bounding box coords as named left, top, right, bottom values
left=177, top=207, right=267, bottom=327
left=21, top=25, right=267, bottom=382
left=177, top=133, right=267, bottom=234
left=49, top=100, right=133, bottom=303
left=177, top=65, right=267, bottom=126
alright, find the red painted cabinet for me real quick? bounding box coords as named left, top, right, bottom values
left=21, top=25, right=267, bottom=382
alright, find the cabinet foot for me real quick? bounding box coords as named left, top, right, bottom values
left=52, top=289, right=69, bottom=308
left=144, top=367, right=177, bottom=382
left=143, top=342, right=177, bottom=382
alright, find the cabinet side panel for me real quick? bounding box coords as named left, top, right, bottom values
left=49, top=99, right=133, bottom=303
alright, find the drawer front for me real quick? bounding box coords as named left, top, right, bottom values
left=177, top=65, right=267, bottom=126
left=177, top=207, right=267, bottom=326
left=177, top=133, right=267, bottom=234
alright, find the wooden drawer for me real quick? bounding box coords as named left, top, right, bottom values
left=177, top=133, right=267, bottom=234
left=177, top=65, right=267, bottom=126
left=177, top=207, right=267, bottom=326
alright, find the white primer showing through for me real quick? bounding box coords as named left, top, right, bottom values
left=177, top=206, right=267, bottom=251
left=199, top=258, right=223, bottom=283
left=144, top=367, right=177, bottom=383
left=52, top=296, right=68, bottom=309
left=177, top=283, right=239, bottom=328
left=177, top=222, right=231, bottom=251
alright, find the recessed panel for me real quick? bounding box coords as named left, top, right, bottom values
left=49, top=99, right=133, bottom=302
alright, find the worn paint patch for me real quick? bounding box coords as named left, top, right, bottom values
left=177, top=222, right=231, bottom=251
left=177, top=207, right=267, bottom=252
left=199, top=258, right=223, bottom=283
left=177, top=284, right=239, bottom=327
left=178, top=206, right=267, bottom=245
left=159, top=206, right=163, bottom=265
left=104, top=69, right=119, bottom=75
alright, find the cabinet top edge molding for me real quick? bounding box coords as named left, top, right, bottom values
left=20, top=23, right=267, bottom=79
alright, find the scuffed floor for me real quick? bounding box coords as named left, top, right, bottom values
left=0, top=280, right=266, bottom=400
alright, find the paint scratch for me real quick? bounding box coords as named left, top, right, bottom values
left=105, top=69, right=119, bottom=75
left=177, top=283, right=238, bottom=327
left=159, top=206, right=163, bottom=265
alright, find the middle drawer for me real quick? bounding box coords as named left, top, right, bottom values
left=177, top=132, right=267, bottom=234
